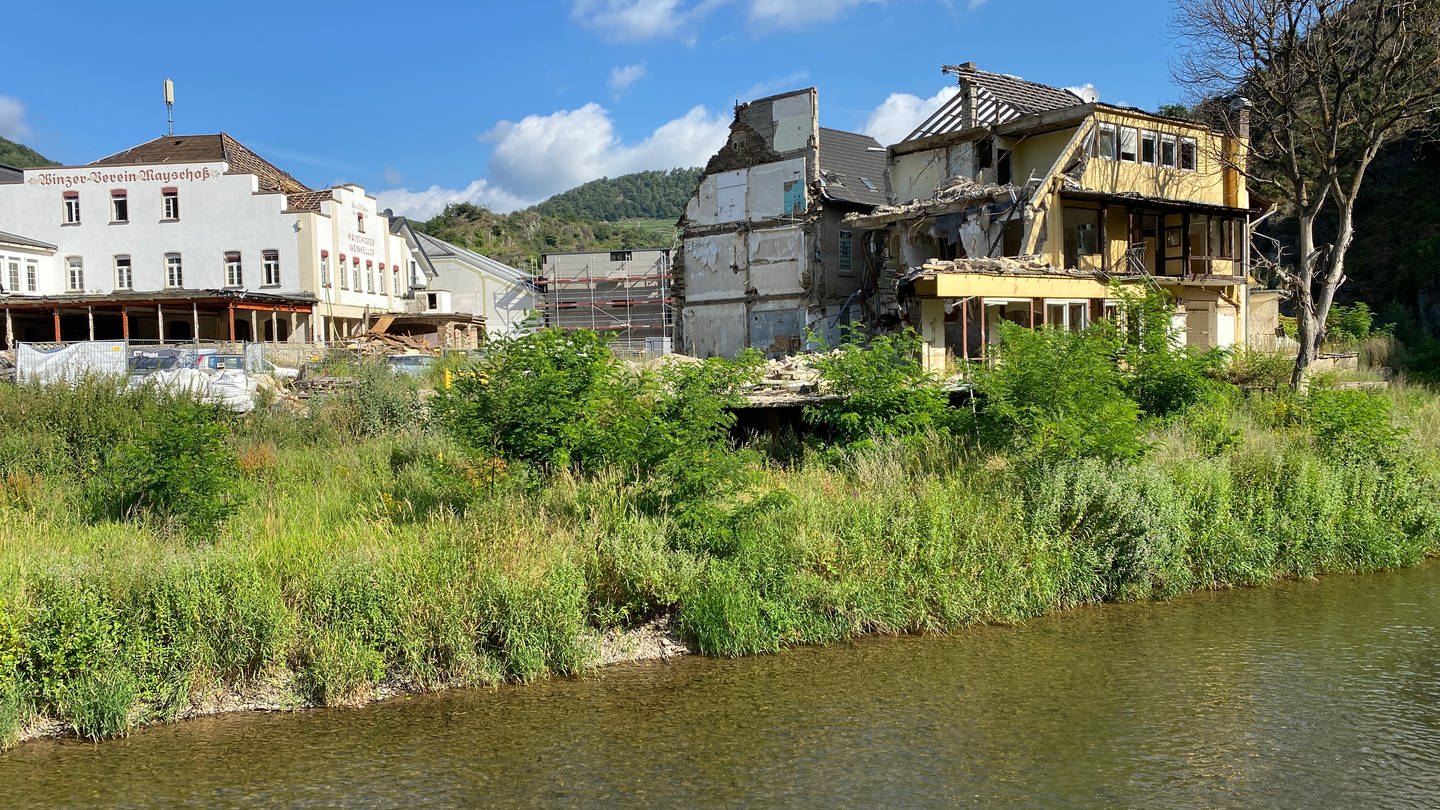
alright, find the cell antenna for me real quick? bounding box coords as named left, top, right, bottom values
left=163, top=79, right=175, bottom=135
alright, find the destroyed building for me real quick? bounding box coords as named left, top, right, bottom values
left=846, top=63, right=1272, bottom=370
left=675, top=89, right=888, bottom=357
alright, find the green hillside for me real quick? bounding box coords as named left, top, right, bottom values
left=531, top=168, right=700, bottom=221
left=415, top=168, right=696, bottom=266
left=0, top=136, right=57, bottom=168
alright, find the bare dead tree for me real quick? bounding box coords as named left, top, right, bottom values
left=1174, top=0, right=1440, bottom=385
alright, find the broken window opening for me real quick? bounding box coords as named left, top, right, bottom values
left=1119, top=127, right=1138, bottom=162
left=977, top=137, right=994, bottom=171
left=1180, top=137, right=1197, bottom=171
left=1161, top=135, right=1178, bottom=168
left=1096, top=123, right=1117, bottom=161
left=1141, top=131, right=1157, bottom=164
left=996, top=149, right=1013, bottom=185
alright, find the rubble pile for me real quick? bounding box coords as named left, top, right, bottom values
left=849, top=176, right=1036, bottom=226
left=346, top=332, right=439, bottom=357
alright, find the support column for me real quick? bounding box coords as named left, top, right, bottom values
left=157, top=304, right=165, bottom=344
left=1099, top=204, right=1109, bottom=274
left=960, top=298, right=969, bottom=362
left=227, top=302, right=237, bottom=342
left=87, top=306, right=95, bottom=341
left=288, top=311, right=297, bottom=343
left=191, top=302, right=200, bottom=345
left=917, top=298, right=947, bottom=374
left=121, top=306, right=130, bottom=340
left=1028, top=298, right=1036, bottom=329
left=3, top=307, right=12, bottom=350
left=250, top=310, right=258, bottom=342
left=270, top=310, right=278, bottom=343
left=1182, top=212, right=1192, bottom=278
left=976, top=296, right=986, bottom=359
left=52, top=309, right=61, bottom=343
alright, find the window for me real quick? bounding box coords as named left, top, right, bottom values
left=111, top=190, right=128, bottom=223
left=996, top=148, right=1013, bottom=185
left=1141, top=131, right=1157, bottom=165
left=63, top=192, right=81, bottom=224
left=1180, top=137, right=1198, bottom=171
left=352, top=258, right=361, bottom=291
left=860, top=177, right=879, bottom=192
left=339, top=255, right=349, bottom=289
left=365, top=261, right=374, bottom=293
left=357, top=212, right=366, bottom=233
left=1119, top=127, right=1138, bottom=162
left=609, top=251, right=633, bottom=262
left=837, top=229, right=853, bottom=276
left=262, top=250, right=280, bottom=286
left=1075, top=223, right=1099, bottom=255
left=320, top=252, right=331, bottom=287
left=162, top=188, right=180, bottom=220
left=1161, top=135, right=1178, bottom=168
left=25, top=260, right=36, bottom=291
left=165, top=252, right=183, bottom=287
left=66, top=256, right=84, bottom=291
left=6, top=259, right=17, bottom=293
left=114, top=255, right=132, bottom=290
left=1096, top=123, right=1117, bottom=160
left=224, top=251, right=243, bottom=286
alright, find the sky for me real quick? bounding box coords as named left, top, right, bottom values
left=2, top=1, right=1185, bottom=220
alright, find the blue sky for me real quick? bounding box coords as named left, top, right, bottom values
left=2, top=1, right=1183, bottom=218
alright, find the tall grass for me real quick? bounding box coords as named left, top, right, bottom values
left=1, top=358, right=1438, bottom=746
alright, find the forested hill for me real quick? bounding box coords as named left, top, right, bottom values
left=0, top=137, right=57, bottom=168
left=415, top=168, right=699, bottom=267
left=415, top=204, right=677, bottom=270
left=530, top=168, right=701, bottom=221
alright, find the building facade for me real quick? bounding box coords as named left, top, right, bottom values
left=0, top=133, right=420, bottom=346
left=410, top=229, right=535, bottom=336
left=847, top=63, right=1266, bottom=370
left=676, top=89, right=889, bottom=357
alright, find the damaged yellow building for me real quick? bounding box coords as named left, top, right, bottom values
left=845, top=63, right=1273, bottom=370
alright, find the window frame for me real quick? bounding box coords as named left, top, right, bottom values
left=114, top=254, right=133, bottom=290
left=165, top=252, right=184, bottom=288
left=6, top=259, right=18, bottom=293
left=837, top=229, right=853, bottom=276
left=1140, top=130, right=1157, bottom=165
left=161, top=189, right=180, bottom=221
left=25, top=260, right=36, bottom=291
left=320, top=252, right=331, bottom=288
left=66, top=256, right=85, bottom=291
left=1096, top=123, right=1118, bottom=161
left=1179, top=137, right=1198, bottom=172
left=224, top=251, right=244, bottom=287
left=62, top=192, right=81, bottom=225
left=1161, top=134, right=1178, bottom=168
left=339, top=254, right=349, bottom=290
left=1119, top=127, right=1138, bottom=163
left=262, top=250, right=281, bottom=287
left=110, top=190, right=128, bottom=223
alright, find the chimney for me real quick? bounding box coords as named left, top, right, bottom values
left=1228, top=96, right=1252, bottom=140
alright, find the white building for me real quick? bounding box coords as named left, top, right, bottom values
left=0, top=133, right=467, bottom=346
left=408, top=229, right=535, bottom=336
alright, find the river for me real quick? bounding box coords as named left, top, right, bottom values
left=4, top=562, right=1438, bottom=808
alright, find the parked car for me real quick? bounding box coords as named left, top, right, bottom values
left=386, top=354, right=436, bottom=377
left=201, top=354, right=300, bottom=380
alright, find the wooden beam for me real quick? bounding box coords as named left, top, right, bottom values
left=121, top=306, right=130, bottom=340
left=227, top=302, right=236, bottom=342
left=52, top=309, right=61, bottom=342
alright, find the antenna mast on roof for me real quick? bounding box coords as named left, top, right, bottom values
left=163, top=79, right=175, bottom=136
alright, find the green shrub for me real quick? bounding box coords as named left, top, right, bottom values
left=309, top=361, right=420, bottom=440
left=975, top=322, right=1145, bottom=461
left=61, top=666, right=137, bottom=741
left=1304, top=388, right=1403, bottom=463
left=84, top=399, right=243, bottom=537
left=1224, top=350, right=1295, bottom=390
left=804, top=327, right=955, bottom=447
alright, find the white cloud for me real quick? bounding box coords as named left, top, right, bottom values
left=0, top=96, right=31, bottom=142
left=571, top=0, right=710, bottom=42
left=609, top=63, right=648, bottom=94
left=1065, top=83, right=1100, bottom=103
left=747, top=0, right=884, bottom=27
left=376, top=179, right=529, bottom=222
left=378, top=103, right=729, bottom=220
left=862, top=86, right=960, bottom=147
left=967, top=0, right=988, bottom=9
left=738, top=71, right=811, bottom=102
left=383, top=166, right=404, bottom=186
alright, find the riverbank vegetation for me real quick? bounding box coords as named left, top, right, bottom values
left=3, top=294, right=1439, bottom=747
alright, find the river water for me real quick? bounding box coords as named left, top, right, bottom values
left=4, top=562, right=1438, bottom=809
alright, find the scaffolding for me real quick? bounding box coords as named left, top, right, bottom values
left=536, top=249, right=674, bottom=354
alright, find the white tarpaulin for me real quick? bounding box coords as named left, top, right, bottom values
left=17, top=341, right=128, bottom=384
left=142, top=368, right=260, bottom=413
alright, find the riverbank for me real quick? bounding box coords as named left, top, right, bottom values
left=3, top=324, right=1439, bottom=748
